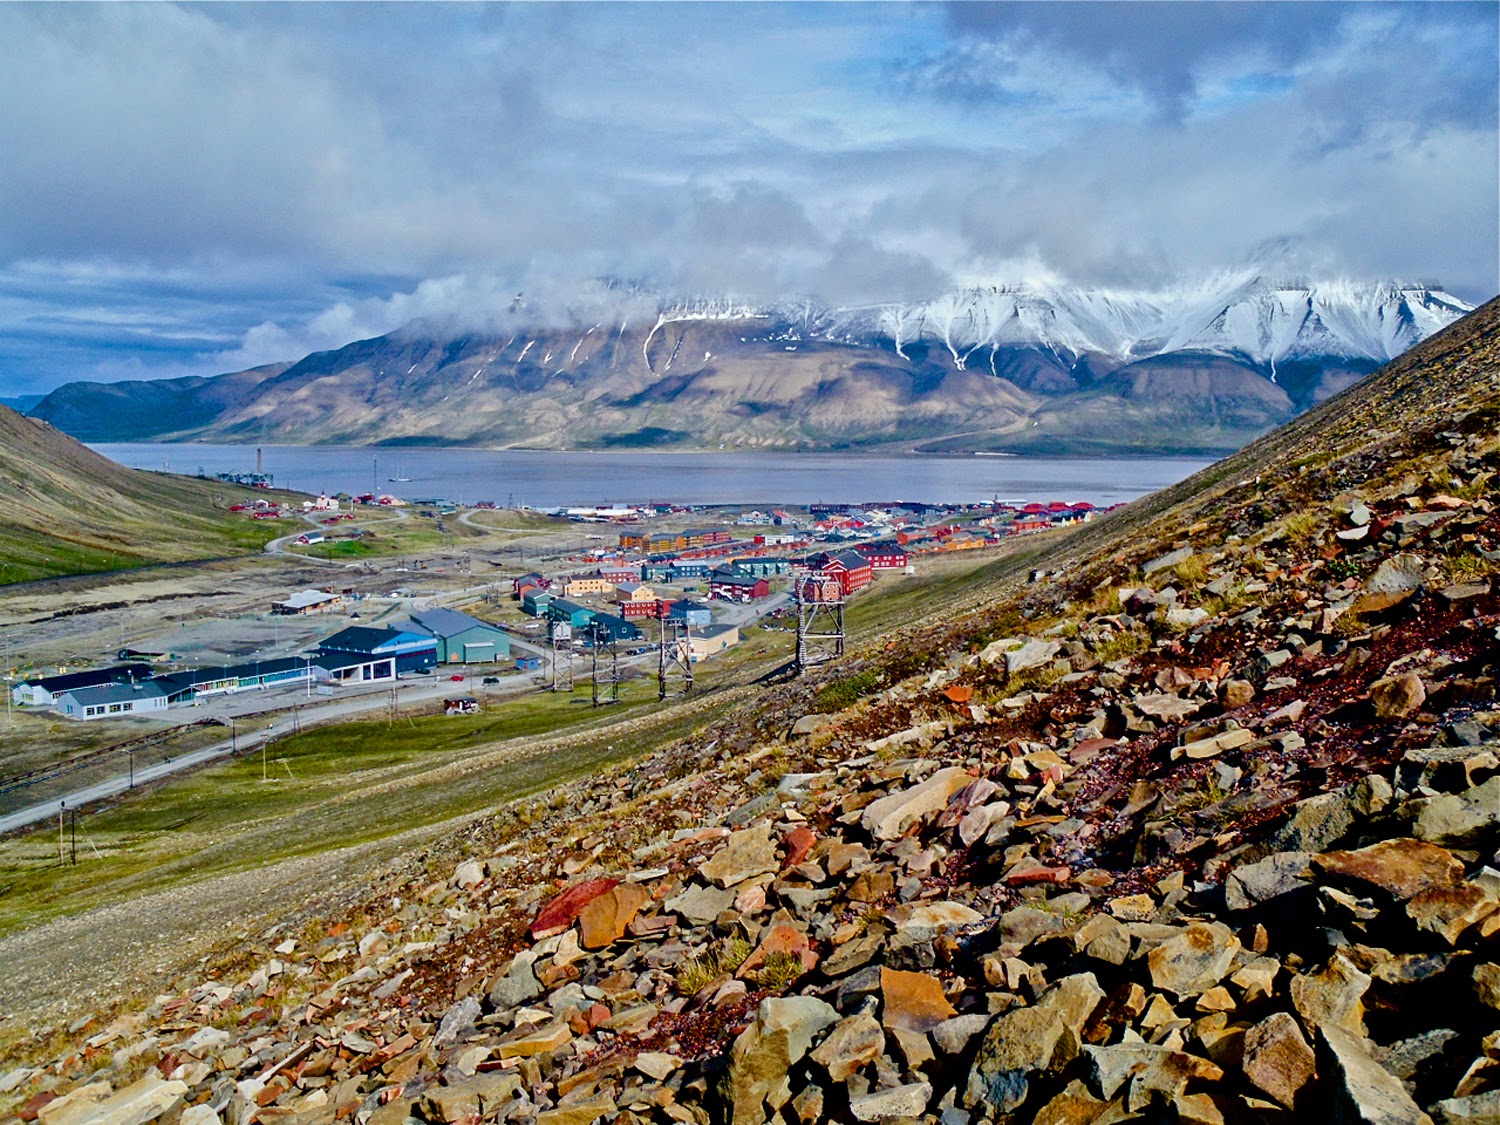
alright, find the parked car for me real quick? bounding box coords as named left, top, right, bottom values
left=482, top=676, right=500, bottom=685
left=449, top=674, right=465, bottom=682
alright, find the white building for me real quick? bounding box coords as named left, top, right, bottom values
left=55, top=681, right=169, bottom=721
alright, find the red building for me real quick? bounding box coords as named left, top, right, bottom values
left=619, top=599, right=674, bottom=619
left=807, top=549, right=874, bottom=596
left=853, top=541, right=909, bottom=570
left=708, top=569, right=771, bottom=602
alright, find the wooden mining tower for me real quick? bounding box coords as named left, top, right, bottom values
left=657, top=610, right=693, bottom=701
left=795, top=574, right=846, bottom=674
left=589, top=621, right=621, bottom=708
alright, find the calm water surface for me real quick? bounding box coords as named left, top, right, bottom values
left=90, top=443, right=1214, bottom=508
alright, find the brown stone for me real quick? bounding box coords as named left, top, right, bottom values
left=738, top=922, right=817, bottom=978
left=782, top=826, right=817, bottom=869
left=1407, top=884, right=1498, bottom=946
left=881, top=967, right=958, bottom=1034
left=1221, top=680, right=1256, bottom=708
left=1370, top=672, right=1426, bottom=719
left=1318, top=1024, right=1434, bottom=1125
left=700, top=823, right=779, bottom=888
left=809, top=1012, right=884, bottom=1082
left=572, top=883, right=647, bottom=950
left=1315, top=838, right=1463, bottom=901
left=1241, top=1012, right=1314, bottom=1109
left=1291, top=954, right=1370, bottom=1036
left=1475, top=964, right=1500, bottom=1011
left=531, top=879, right=621, bottom=939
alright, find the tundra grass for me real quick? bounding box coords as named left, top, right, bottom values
left=0, top=680, right=713, bottom=934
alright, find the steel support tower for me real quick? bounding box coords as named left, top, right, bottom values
left=795, top=575, right=846, bottom=674
left=589, top=622, right=621, bottom=707
left=657, top=613, right=694, bottom=701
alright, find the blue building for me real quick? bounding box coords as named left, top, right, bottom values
left=317, top=626, right=437, bottom=674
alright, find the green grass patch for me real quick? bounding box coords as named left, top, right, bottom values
left=298, top=539, right=376, bottom=560
left=0, top=681, right=701, bottom=934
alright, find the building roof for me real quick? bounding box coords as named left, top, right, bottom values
left=312, top=650, right=394, bottom=672
left=710, top=571, right=764, bottom=587
left=276, top=590, right=339, bottom=610
left=318, top=626, right=435, bottom=654
left=407, top=607, right=499, bottom=639
left=695, top=624, right=738, bottom=641
left=669, top=600, right=712, bottom=616
left=548, top=598, right=592, bottom=616
left=21, top=664, right=152, bottom=694
left=854, top=540, right=906, bottom=555
left=60, top=681, right=167, bottom=706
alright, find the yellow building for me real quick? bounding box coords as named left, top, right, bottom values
left=565, top=576, right=615, bottom=597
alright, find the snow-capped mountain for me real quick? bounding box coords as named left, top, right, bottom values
left=30, top=276, right=1480, bottom=455
left=805, top=276, right=1472, bottom=373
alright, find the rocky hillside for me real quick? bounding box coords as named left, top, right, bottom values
left=28, top=281, right=1471, bottom=455
left=0, top=407, right=292, bottom=584
left=2, top=300, right=1498, bottom=1123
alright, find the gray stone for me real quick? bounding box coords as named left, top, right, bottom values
left=1367, top=553, right=1426, bottom=596
left=1006, top=640, right=1063, bottom=675
left=861, top=766, right=972, bottom=841
left=1416, top=777, right=1500, bottom=850
left=963, top=1005, right=1068, bottom=1112
left=722, top=996, right=839, bottom=1125
left=1432, top=1090, right=1500, bottom=1124
left=849, top=1082, right=932, bottom=1122
left=1318, top=1024, right=1434, bottom=1125
left=1142, top=547, right=1193, bottom=577
left=1225, top=851, right=1314, bottom=911
left=1275, top=791, right=1357, bottom=852
left=1147, top=922, right=1241, bottom=997
left=435, top=996, right=482, bottom=1046
left=931, top=1014, right=993, bottom=1057
left=487, top=951, right=541, bottom=1012
left=1373, top=1029, right=1460, bottom=1082
left=663, top=882, right=736, bottom=925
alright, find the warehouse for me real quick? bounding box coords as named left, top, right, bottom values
left=317, top=626, right=437, bottom=674
left=406, top=607, right=511, bottom=664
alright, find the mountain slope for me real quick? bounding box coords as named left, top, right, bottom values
left=29, top=279, right=1473, bottom=454
left=0, top=407, right=293, bottom=583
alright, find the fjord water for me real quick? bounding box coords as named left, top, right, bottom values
left=89, top=443, right=1213, bottom=508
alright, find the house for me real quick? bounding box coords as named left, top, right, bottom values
left=640, top=562, right=675, bottom=583
left=730, top=557, right=793, bottom=578
left=614, top=581, right=657, bottom=603
left=598, top=566, right=639, bottom=585
left=12, top=664, right=153, bottom=708
left=55, top=681, right=169, bottom=721
left=708, top=568, right=770, bottom=602
left=547, top=599, right=596, bottom=631
left=294, top=532, right=325, bottom=546
left=688, top=624, right=740, bottom=662
left=512, top=573, right=548, bottom=597
left=807, top=549, right=874, bottom=596
left=444, top=696, right=479, bottom=716
left=317, top=626, right=437, bottom=674
left=668, top=600, right=713, bottom=627
left=619, top=598, right=671, bottom=620
left=682, top=528, right=732, bottom=548
left=853, top=541, right=909, bottom=570
left=273, top=589, right=342, bottom=615
left=564, top=575, right=614, bottom=597
left=671, top=562, right=711, bottom=581
left=515, top=655, right=542, bottom=672
left=406, top=607, right=512, bottom=664
left=521, top=590, right=554, bottom=617
left=587, top=613, right=643, bottom=645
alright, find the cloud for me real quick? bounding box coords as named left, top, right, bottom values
left=0, top=2, right=1493, bottom=394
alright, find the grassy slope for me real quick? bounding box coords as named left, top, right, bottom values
left=0, top=407, right=294, bottom=584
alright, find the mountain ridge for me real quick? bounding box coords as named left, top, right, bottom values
left=28, top=278, right=1474, bottom=454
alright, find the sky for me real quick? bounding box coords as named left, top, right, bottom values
left=0, top=1, right=1496, bottom=397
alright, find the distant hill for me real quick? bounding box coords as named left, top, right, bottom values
left=28, top=279, right=1472, bottom=454
left=0, top=407, right=294, bottom=584
left=0, top=395, right=44, bottom=414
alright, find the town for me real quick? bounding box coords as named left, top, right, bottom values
left=5, top=494, right=1107, bottom=728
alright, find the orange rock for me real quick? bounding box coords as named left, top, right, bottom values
left=531, top=878, right=621, bottom=939
left=739, top=922, right=818, bottom=977
left=943, top=685, right=974, bottom=704
left=880, top=967, right=957, bottom=1034
left=783, top=826, right=818, bottom=869
left=576, top=883, right=650, bottom=949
